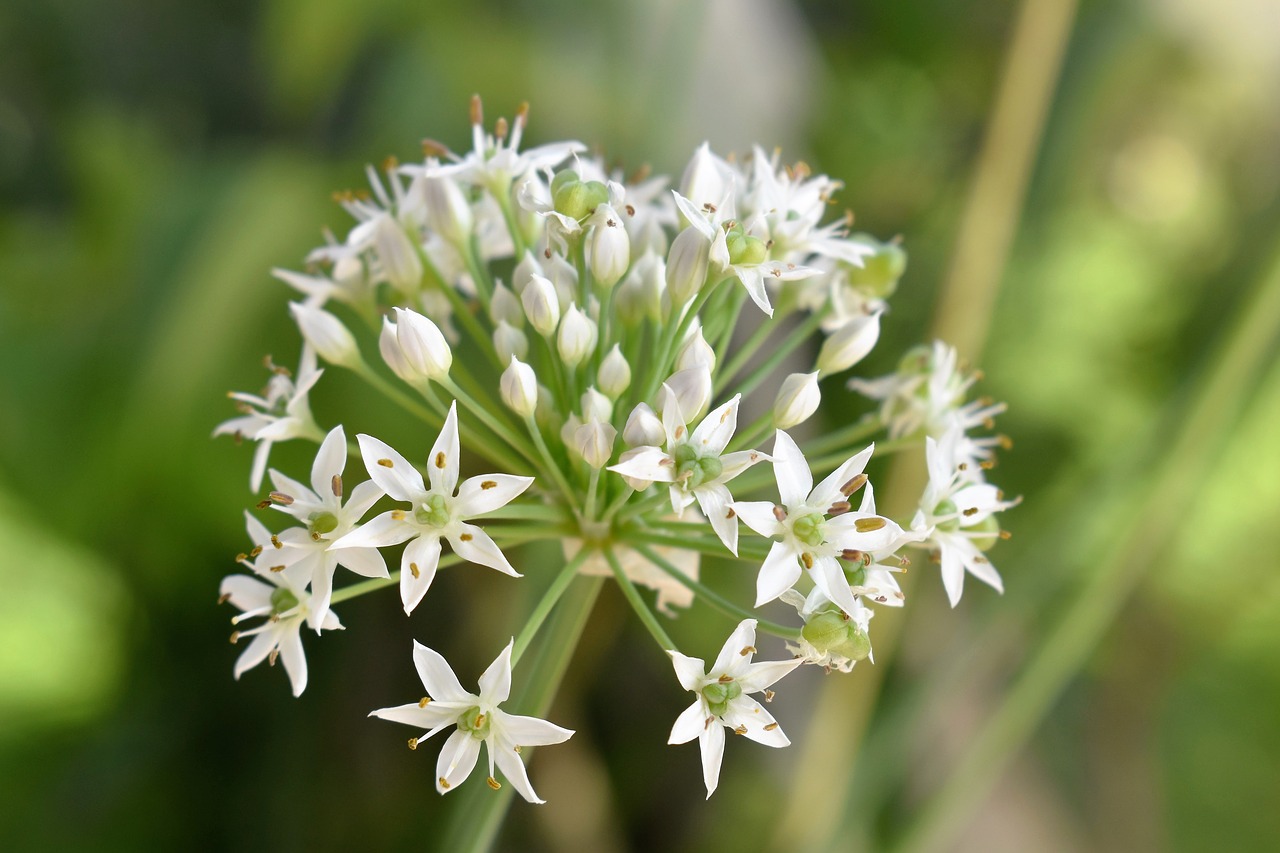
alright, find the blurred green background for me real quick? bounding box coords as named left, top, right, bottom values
left=2, top=0, right=1278, bottom=850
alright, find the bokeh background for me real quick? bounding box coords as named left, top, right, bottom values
left=2, top=0, right=1279, bottom=850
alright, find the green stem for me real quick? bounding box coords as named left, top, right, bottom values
left=353, top=361, right=440, bottom=426
left=605, top=547, right=676, bottom=651
left=634, top=544, right=801, bottom=641
left=714, top=308, right=783, bottom=394
left=511, top=548, right=594, bottom=666
left=523, top=414, right=583, bottom=516
left=731, top=310, right=826, bottom=401
left=440, top=377, right=541, bottom=469
left=625, top=528, right=772, bottom=563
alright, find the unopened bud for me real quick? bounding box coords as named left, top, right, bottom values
left=623, top=403, right=665, bottom=447
left=615, top=446, right=654, bottom=490
left=773, top=372, right=821, bottom=429
left=380, top=317, right=414, bottom=382
left=489, top=281, right=524, bottom=327
left=290, top=303, right=360, bottom=368
left=589, top=204, right=631, bottom=289
left=500, top=357, right=538, bottom=417
left=679, top=142, right=730, bottom=210
left=522, top=274, right=561, bottom=336
left=658, top=366, right=712, bottom=423
left=675, top=325, right=716, bottom=373
left=422, top=174, right=473, bottom=246
left=816, top=311, right=882, bottom=374
left=845, top=234, right=907, bottom=298
left=599, top=345, right=632, bottom=398
left=392, top=307, right=452, bottom=380
left=557, top=303, right=598, bottom=368
left=492, top=320, right=528, bottom=364
left=512, top=250, right=543, bottom=296
left=368, top=216, right=423, bottom=295
left=666, top=226, right=710, bottom=306
left=575, top=420, right=617, bottom=469
left=580, top=387, right=613, bottom=424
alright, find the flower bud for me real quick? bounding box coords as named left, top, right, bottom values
left=492, top=320, right=528, bottom=364
left=522, top=274, right=561, bottom=336
left=379, top=317, right=415, bottom=382
left=557, top=303, right=598, bottom=368
left=658, top=366, right=712, bottom=423
left=575, top=420, right=617, bottom=469
left=845, top=234, right=907, bottom=299
left=665, top=226, right=710, bottom=306
left=368, top=215, right=423, bottom=295
left=580, top=387, right=613, bottom=424
left=290, top=302, right=361, bottom=369
left=545, top=253, right=578, bottom=308
left=816, top=311, right=882, bottom=374
left=679, top=142, right=730, bottom=210
left=512, top=250, right=543, bottom=296
left=422, top=174, right=473, bottom=246
left=392, top=307, right=452, bottom=380
left=773, top=372, right=821, bottom=429
left=615, top=446, right=655, bottom=491
left=599, top=345, right=632, bottom=398
left=500, top=357, right=538, bottom=417
left=675, top=325, right=716, bottom=373
left=560, top=413, right=583, bottom=456
left=588, top=204, right=631, bottom=288
left=623, top=403, right=665, bottom=447
left=489, top=281, right=524, bottom=327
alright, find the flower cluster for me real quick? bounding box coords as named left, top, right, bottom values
left=216, top=97, right=1017, bottom=801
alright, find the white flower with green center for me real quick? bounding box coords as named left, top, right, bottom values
left=264, top=425, right=388, bottom=631
left=370, top=640, right=573, bottom=803
left=330, top=401, right=534, bottom=614
left=912, top=419, right=1017, bottom=607
left=220, top=515, right=342, bottom=697
left=733, top=431, right=902, bottom=617
left=781, top=587, right=876, bottom=673
left=607, top=391, right=763, bottom=554
left=214, top=346, right=325, bottom=491
left=671, top=189, right=819, bottom=317
left=667, top=619, right=801, bottom=799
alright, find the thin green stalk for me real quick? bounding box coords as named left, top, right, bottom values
left=353, top=361, right=440, bottom=425
left=626, top=528, right=773, bottom=563
left=605, top=547, right=676, bottom=651
left=732, top=310, right=826, bottom=401
left=511, top=548, right=594, bottom=665
left=715, top=312, right=779, bottom=394
left=635, top=544, right=801, bottom=641
left=440, top=377, right=541, bottom=469
left=584, top=467, right=603, bottom=520
left=523, top=414, right=583, bottom=516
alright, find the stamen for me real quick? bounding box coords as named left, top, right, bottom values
left=331, top=475, right=342, bottom=498
left=725, top=507, right=736, bottom=519
left=469, top=94, right=482, bottom=127
left=391, top=510, right=406, bottom=520
left=480, top=480, right=497, bottom=490
left=435, top=452, right=447, bottom=469
left=459, top=533, right=473, bottom=541
left=800, top=552, right=814, bottom=569
left=256, top=500, right=271, bottom=510
left=962, top=507, right=979, bottom=517
left=704, top=717, right=714, bottom=730
left=674, top=425, right=685, bottom=440
left=494, top=117, right=508, bottom=141
left=250, top=545, right=264, bottom=558
left=828, top=501, right=851, bottom=516
left=764, top=690, right=775, bottom=703
left=625, top=204, right=636, bottom=216
left=733, top=725, right=747, bottom=736
left=854, top=517, right=886, bottom=533
left=229, top=631, right=240, bottom=643
left=421, top=138, right=449, bottom=158
left=487, top=776, right=502, bottom=790
left=419, top=697, right=431, bottom=707
left=270, top=536, right=281, bottom=549
left=269, top=565, right=285, bottom=573
left=269, top=491, right=294, bottom=506
left=840, top=474, right=868, bottom=496
left=513, top=745, right=522, bottom=754
left=218, top=593, right=231, bottom=605
left=268, top=648, right=279, bottom=667
left=1000, top=530, right=1012, bottom=540
left=439, top=777, right=451, bottom=790
left=718, top=674, right=734, bottom=683
left=772, top=505, right=787, bottom=522
left=739, top=646, right=756, bottom=656
left=377, top=458, right=394, bottom=468
left=409, top=562, right=420, bottom=579
left=408, top=738, right=418, bottom=750
left=381, top=155, right=399, bottom=173
left=764, top=722, right=779, bottom=731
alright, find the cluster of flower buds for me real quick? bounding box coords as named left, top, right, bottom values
left=215, top=97, right=1017, bottom=801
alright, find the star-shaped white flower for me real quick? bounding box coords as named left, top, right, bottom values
left=667, top=619, right=801, bottom=798
left=220, top=514, right=341, bottom=697
left=672, top=190, right=819, bottom=317
left=780, top=587, right=876, bottom=673
left=607, top=391, right=764, bottom=554
left=733, top=431, right=902, bottom=617
left=330, top=402, right=534, bottom=614
left=265, top=425, right=388, bottom=631
left=215, top=347, right=325, bottom=491
left=370, top=640, right=573, bottom=803
left=911, top=419, right=1017, bottom=607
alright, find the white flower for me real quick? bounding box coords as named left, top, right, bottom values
left=911, top=419, right=1017, bottom=607
left=667, top=619, right=800, bottom=798
left=556, top=302, right=598, bottom=368
left=290, top=302, right=361, bottom=369
left=780, top=588, right=875, bottom=673
left=264, top=425, right=388, bottom=630
left=598, top=345, right=632, bottom=398
left=221, top=514, right=341, bottom=696
left=587, top=202, right=631, bottom=288
left=733, top=432, right=901, bottom=617
left=214, top=347, right=325, bottom=491
left=330, top=402, right=534, bottom=614
left=607, top=392, right=763, bottom=554
left=369, top=640, right=573, bottom=803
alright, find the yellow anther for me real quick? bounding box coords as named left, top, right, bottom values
left=854, top=517, right=886, bottom=533
left=409, top=563, right=420, bottom=579
left=764, top=722, right=778, bottom=731
left=459, top=533, right=473, bottom=541
left=435, top=452, right=447, bottom=469
left=487, top=776, right=502, bottom=790
left=377, top=458, right=394, bottom=468
left=733, top=725, right=747, bottom=736
left=419, top=697, right=431, bottom=708
left=407, top=738, right=418, bottom=750
left=480, top=480, right=497, bottom=490
left=439, top=777, right=451, bottom=790
left=800, top=552, right=814, bottom=569
left=739, top=646, right=756, bottom=656
left=331, top=475, right=342, bottom=498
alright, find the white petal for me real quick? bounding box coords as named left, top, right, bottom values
left=809, top=444, right=874, bottom=508
left=754, top=541, right=802, bottom=607
left=477, top=641, right=514, bottom=705
left=717, top=449, right=766, bottom=482
left=448, top=523, right=520, bottom=577
left=370, top=701, right=461, bottom=735
left=436, top=729, right=482, bottom=794
left=357, top=434, right=425, bottom=502
left=607, top=447, right=676, bottom=483
left=732, top=501, right=782, bottom=538
left=690, top=395, right=740, bottom=456
left=401, top=535, right=443, bottom=615
left=669, top=700, right=706, bottom=745
left=724, top=696, right=789, bottom=747
left=696, top=484, right=738, bottom=555
left=233, top=631, right=276, bottom=680
left=220, top=574, right=273, bottom=613
left=711, top=619, right=758, bottom=677
left=268, top=470, right=319, bottom=510
left=305, top=554, right=338, bottom=632
left=330, top=511, right=417, bottom=550
left=278, top=627, right=308, bottom=696
left=249, top=439, right=273, bottom=493
left=311, top=425, right=348, bottom=499
left=699, top=722, right=726, bottom=799
left=412, top=641, right=473, bottom=703
left=771, top=431, right=812, bottom=509
left=668, top=651, right=707, bottom=693
left=739, top=658, right=803, bottom=693
left=453, top=474, right=535, bottom=518
left=940, top=542, right=966, bottom=607
left=427, top=402, right=461, bottom=495
left=332, top=546, right=388, bottom=579
left=735, top=265, right=773, bottom=316
left=497, top=711, right=574, bottom=747
left=343, top=480, right=385, bottom=522
left=810, top=554, right=860, bottom=617
left=492, top=735, right=541, bottom=804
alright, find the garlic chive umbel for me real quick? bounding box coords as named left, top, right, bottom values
left=214, top=98, right=1022, bottom=812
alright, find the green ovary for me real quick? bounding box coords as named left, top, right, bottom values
left=791, top=512, right=827, bottom=548
left=701, top=680, right=742, bottom=717
left=456, top=706, right=492, bottom=741
left=415, top=494, right=451, bottom=528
